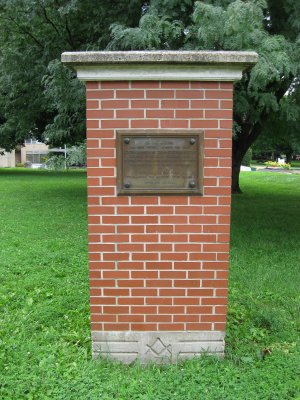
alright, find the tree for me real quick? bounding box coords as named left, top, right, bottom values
left=1, top=0, right=299, bottom=192
left=0, top=0, right=144, bottom=150
left=108, top=0, right=300, bottom=192
left=253, top=94, right=300, bottom=162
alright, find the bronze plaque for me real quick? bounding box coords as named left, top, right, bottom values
left=117, top=130, right=203, bottom=195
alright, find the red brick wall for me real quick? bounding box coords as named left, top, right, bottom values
left=86, top=81, right=233, bottom=333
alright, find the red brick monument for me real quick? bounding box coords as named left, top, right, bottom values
left=62, top=51, right=257, bottom=363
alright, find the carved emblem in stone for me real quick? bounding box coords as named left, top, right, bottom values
left=146, top=338, right=172, bottom=357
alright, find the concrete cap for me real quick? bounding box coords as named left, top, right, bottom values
left=61, top=50, right=258, bottom=67
left=61, top=51, right=258, bottom=82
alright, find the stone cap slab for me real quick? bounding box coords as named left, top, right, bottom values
left=61, top=50, right=258, bottom=82
left=62, top=50, right=258, bottom=66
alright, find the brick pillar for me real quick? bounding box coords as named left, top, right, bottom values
left=62, top=51, right=258, bottom=363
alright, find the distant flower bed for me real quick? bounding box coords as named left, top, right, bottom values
left=264, top=161, right=291, bottom=170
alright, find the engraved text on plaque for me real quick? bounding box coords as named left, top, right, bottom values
left=117, top=130, right=203, bottom=195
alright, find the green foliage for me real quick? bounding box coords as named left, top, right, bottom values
left=45, top=143, right=86, bottom=169
left=193, top=2, right=226, bottom=49
left=67, top=142, right=86, bottom=167
left=187, top=1, right=299, bottom=126
left=45, top=154, right=67, bottom=170
left=108, top=13, right=184, bottom=50
left=42, top=60, right=86, bottom=146
left=151, top=0, right=194, bottom=23
left=268, top=0, right=300, bottom=40
left=253, top=92, right=300, bottom=161
left=242, top=148, right=252, bottom=166
left=1, top=0, right=300, bottom=191
left=0, top=0, right=143, bottom=150
left=109, top=0, right=299, bottom=125
left=0, top=170, right=299, bottom=398
left=107, top=0, right=300, bottom=191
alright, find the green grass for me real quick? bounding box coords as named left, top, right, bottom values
left=0, top=169, right=299, bottom=399
left=291, top=160, right=300, bottom=168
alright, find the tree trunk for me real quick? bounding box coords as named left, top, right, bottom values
left=231, top=140, right=245, bottom=194
left=230, top=82, right=292, bottom=194
left=231, top=160, right=242, bottom=194
left=285, top=148, right=293, bottom=163
left=231, top=120, right=265, bottom=194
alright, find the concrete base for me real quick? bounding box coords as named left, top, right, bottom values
left=92, top=331, right=225, bottom=364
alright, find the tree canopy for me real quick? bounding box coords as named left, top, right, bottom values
left=253, top=92, right=300, bottom=162
left=0, top=0, right=299, bottom=191
left=0, top=0, right=143, bottom=149
left=108, top=0, right=300, bottom=191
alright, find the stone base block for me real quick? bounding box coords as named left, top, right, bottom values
left=92, top=331, right=225, bottom=364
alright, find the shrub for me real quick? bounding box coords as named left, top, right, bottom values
left=242, top=148, right=252, bottom=167
left=67, top=142, right=86, bottom=167
left=264, top=161, right=291, bottom=169
left=45, top=143, right=86, bottom=170
left=45, top=155, right=66, bottom=170
left=264, top=161, right=279, bottom=167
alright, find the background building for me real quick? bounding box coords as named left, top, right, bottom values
left=0, top=139, right=66, bottom=168
left=0, top=150, right=16, bottom=167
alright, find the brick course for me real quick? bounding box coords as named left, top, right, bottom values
left=86, top=81, right=232, bottom=333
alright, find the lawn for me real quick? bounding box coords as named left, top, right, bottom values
left=291, top=160, right=300, bottom=168
left=0, top=169, right=299, bottom=399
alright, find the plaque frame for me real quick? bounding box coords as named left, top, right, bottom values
left=116, top=129, right=204, bottom=195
